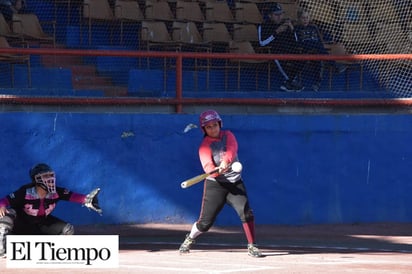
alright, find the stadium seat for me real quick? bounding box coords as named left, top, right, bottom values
left=114, top=0, right=145, bottom=45
left=307, top=0, right=338, bottom=36
left=324, top=42, right=363, bottom=91
left=234, top=2, right=263, bottom=25
left=0, top=36, right=31, bottom=87
left=204, top=1, right=236, bottom=24
left=341, top=1, right=366, bottom=23
left=232, top=23, right=259, bottom=48
left=201, top=22, right=233, bottom=89
left=374, top=22, right=405, bottom=54
left=144, top=0, right=175, bottom=22
left=171, top=21, right=211, bottom=89
left=280, top=2, right=299, bottom=22
left=143, top=20, right=210, bottom=52
left=171, top=21, right=210, bottom=51
left=141, top=20, right=178, bottom=50
left=175, top=0, right=205, bottom=23
left=81, top=0, right=115, bottom=45
left=202, top=22, right=232, bottom=52
left=0, top=13, right=22, bottom=41
left=12, top=13, right=56, bottom=47
left=228, top=40, right=271, bottom=90
left=140, top=20, right=180, bottom=72
left=341, top=22, right=373, bottom=53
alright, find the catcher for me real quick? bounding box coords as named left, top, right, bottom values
left=0, top=163, right=102, bottom=257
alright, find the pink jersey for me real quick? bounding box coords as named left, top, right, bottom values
left=199, top=130, right=241, bottom=183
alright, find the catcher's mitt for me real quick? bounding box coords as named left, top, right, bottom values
left=84, top=188, right=103, bottom=215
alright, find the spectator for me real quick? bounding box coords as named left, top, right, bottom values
left=258, top=2, right=304, bottom=92
left=294, top=9, right=329, bottom=91
left=0, top=0, right=25, bottom=22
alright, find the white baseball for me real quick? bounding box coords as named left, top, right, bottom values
left=231, top=162, right=242, bottom=172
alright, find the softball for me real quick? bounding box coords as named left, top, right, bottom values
left=231, top=162, right=242, bottom=172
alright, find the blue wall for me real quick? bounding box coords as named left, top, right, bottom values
left=0, top=113, right=411, bottom=226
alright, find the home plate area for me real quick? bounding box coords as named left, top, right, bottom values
left=2, top=223, right=412, bottom=273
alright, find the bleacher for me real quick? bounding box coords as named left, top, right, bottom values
left=0, top=0, right=410, bottom=98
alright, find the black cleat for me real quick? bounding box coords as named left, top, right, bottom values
left=179, top=234, right=195, bottom=254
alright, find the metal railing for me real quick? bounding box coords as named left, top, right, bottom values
left=0, top=47, right=411, bottom=113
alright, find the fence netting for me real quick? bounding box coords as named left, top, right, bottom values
left=0, top=0, right=411, bottom=97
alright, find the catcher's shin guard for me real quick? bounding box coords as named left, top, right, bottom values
left=0, top=226, right=8, bottom=257
left=0, top=210, right=16, bottom=256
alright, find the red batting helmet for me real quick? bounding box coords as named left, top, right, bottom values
left=199, top=109, right=222, bottom=129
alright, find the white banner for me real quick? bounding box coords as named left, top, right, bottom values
left=6, top=235, right=119, bottom=268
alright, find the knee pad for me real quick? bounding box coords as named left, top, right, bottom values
left=61, top=223, right=74, bottom=235
left=5, top=208, right=16, bottom=219
left=196, top=221, right=212, bottom=232
left=243, top=209, right=255, bottom=223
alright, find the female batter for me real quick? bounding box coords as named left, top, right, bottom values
left=179, top=110, right=262, bottom=257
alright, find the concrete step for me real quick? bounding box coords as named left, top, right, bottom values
left=41, top=55, right=83, bottom=68
left=70, top=65, right=98, bottom=75
left=72, top=76, right=113, bottom=89
left=103, top=86, right=128, bottom=97
left=41, top=54, right=129, bottom=95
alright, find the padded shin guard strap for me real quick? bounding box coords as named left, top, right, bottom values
left=0, top=225, right=10, bottom=256
left=61, top=223, right=74, bottom=235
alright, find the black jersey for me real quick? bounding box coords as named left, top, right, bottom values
left=1, top=183, right=84, bottom=224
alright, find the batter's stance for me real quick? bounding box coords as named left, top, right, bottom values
left=179, top=110, right=263, bottom=257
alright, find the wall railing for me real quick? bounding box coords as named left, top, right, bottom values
left=0, top=48, right=411, bottom=113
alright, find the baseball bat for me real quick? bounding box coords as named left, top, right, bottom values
left=180, top=168, right=219, bottom=189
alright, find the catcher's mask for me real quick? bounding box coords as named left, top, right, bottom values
left=29, top=163, right=56, bottom=193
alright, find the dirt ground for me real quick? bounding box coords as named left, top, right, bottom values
left=2, top=223, right=412, bottom=273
